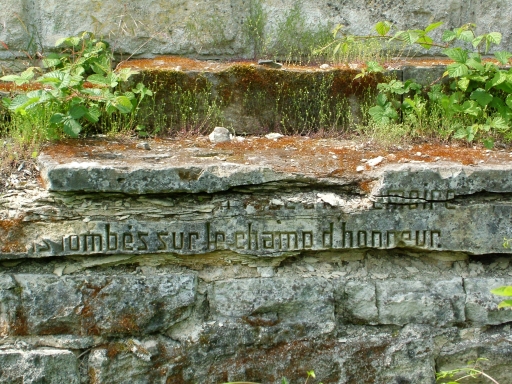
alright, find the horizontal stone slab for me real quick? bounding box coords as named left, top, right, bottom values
left=0, top=349, right=79, bottom=384
left=4, top=274, right=196, bottom=336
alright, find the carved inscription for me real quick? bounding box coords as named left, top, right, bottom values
left=31, top=220, right=442, bottom=257
left=373, top=190, right=456, bottom=210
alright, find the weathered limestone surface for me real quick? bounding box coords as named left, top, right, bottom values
left=1, top=138, right=512, bottom=383
left=2, top=0, right=512, bottom=60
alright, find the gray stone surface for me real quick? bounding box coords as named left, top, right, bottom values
left=211, top=277, right=335, bottom=336
left=2, top=0, right=512, bottom=59
left=376, top=278, right=465, bottom=326
left=464, top=277, right=512, bottom=325
left=12, top=274, right=196, bottom=336
left=0, top=349, right=79, bottom=384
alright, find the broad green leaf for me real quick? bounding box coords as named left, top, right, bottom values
left=471, top=35, right=484, bottom=49
left=457, top=78, right=470, bottom=92
left=458, top=30, right=474, bottom=43
left=417, top=35, right=433, bottom=50
left=63, top=117, right=82, bottom=138
left=446, top=63, right=469, bottom=78
left=486, top=71, right=507, bottom=90
left=366, top=61, right=384, bottom=73
left=87, top=74, right=111, bottom=86
left=491, top=117, right=509, bottom=131
left=506, top=94, right=512, bottom=109
left=443, top=48, right=467, bottom=64
left=425, top=21, right=443, bottom=33
left=375, top=21, right=391, bottom=36
left=490, top=285, right=512, bottom=296
left=483, top=138, right=494, bottom=149
left=112, top=95, right=133, bottom=113
left=466, top=58, right=484, bottom=72
left=399, top=30, right=420, bottom=45
left=49, top=113, right=65, bottom=124
left=42, top=53, right=62, bottom=68
left=332, top=42, right=341, bottom=56
left=69, top=105, right=88, bottom=119
left=497, top=299, right=512, bottom=309
left=442, top=30, right=457, bottom=42
left=462, top=100, right=481, bottom=116
left=495, top=51, right=512, bottom=65
left=376, top=93, right=387, bottom=107
left=470, top=89, right=493, bottom=107
left=486, top=32, right=502, bottom=45
left=84, top=106, right=101, bottom=123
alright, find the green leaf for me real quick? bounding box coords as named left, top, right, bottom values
left=497, top=299, right=512, bottom=309
left=486, top=71, right=507, bottom=90
left=49, top=113, right=65, bottom=124
left=62, top=117, right=82, bottom=138
left=42, top=53, right=62, bottom=68
left=470, top=89, right=493, bottom=107
left=506, top=94, right=512, bottom=109
left=366, top=61, right=384, bottom=73
left=446, top=63, right=469, bottom=78
left=112, top=95, right=133, bottom=113
left=490, top=285, right=512, bottom=296
left=84, top=106, right=101, bottom=123
left=417, top=35, right=433, bottom=50
left=483, top=138, right=494, bottom=149
left=87, top=74, right=111, bottom=86
left=486, top=32, right=502, bottom=46
left=457, top=78, right=470, bottom=92
left=425, top=21, right=443, bottom=33
left=375, top=21, right=391, bottom=36
left=443, top=48, right=468, bottom=64
left=69, top=105, right=88, bottom=119
left=471, top=35, right=484, bottom=49
left=466, top=58, right=484, bottom=72
left=491, top=116, right=509, bottom=131
left=376, top=93, right=387, bottom=107
left=495, top=51, right=512, bottom=65
left=462, top=100, right=481, bottom=116
left=398, top=30, right=420, bottom=45
left=442, top=30, right=457, bottom=42
left=458, top=30, right=474, bottom=43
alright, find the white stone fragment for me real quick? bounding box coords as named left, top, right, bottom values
left=367, top=156, right=384, bottom=167
left=209, top=127, right=232, bottom=143
left=320, top=63, right=330, bottom=69
left=356, top=165, right=365, bottom=172
left=265, top=132, right=284, bottom=140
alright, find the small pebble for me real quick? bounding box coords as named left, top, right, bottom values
left=136, top=142, right=151, bottom=150
left=367, top=156, right=384, bottom=167
left=416, top=152, right=422, bottom=156
left=356, top=165, right=365, bottom=172
left=209, top=127, right=232, bottom=143
left=265, top=132, right=284, bottom=140
left=320, top=63, right=330, bottom=69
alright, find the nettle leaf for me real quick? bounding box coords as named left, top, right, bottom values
left=466, top=58, right=484, bottom=72
left=491, top=286, right=512, bottom=296
left=49, top=113, right=65, bottom=124
left=42, top=53, right=62, bottom=68
left=472, top=35, right=484, bottom=49
left=425, top=21, right=443, bottom=33
left=376, top=93, right=388, bottom=107
left=375, top=21, right=392, bottom=36
left=417, top=35, right=433, bottom=50
left=458, top=30, right=474, bottom=43
left=457, top=78, right=470, bottom=92
left=399, top=30, right=420, bottom=45
left=470, top=89, right=493, bottom=107
left=446, top=63, right=469, bottom=78
left=63, top=117, right=82, bottom=138
left=483, top=138, right=494, bottom=149
left=495, top=51, right=512, bottom=65
left=366, top=61, right=384, bottom=73
left=486, top=32, right=502, bottom=46
left=85, top=106, right=101, bottom=123
left=112, top=95, right=133, bottom=113
left=491, top=117, right=509, bottom=131
left=462, top=100, right=481, bottom=116
left=443, top=48, right=468, bottom=64
left=87, top=74, right=111, bottom=87
left=506, top=94, right=512, bottom=109
left=69, top=105, right=88, bottom=119
left=442, top=30, right=457, bottom=42
left=486, top=71, right=507, bottom=90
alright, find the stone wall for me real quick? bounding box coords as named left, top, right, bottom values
left=1, top=138, right=512, bottom=383
left=2, top=0, right=512, bottom=64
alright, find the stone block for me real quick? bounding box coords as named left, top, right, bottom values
left=211, top=277, right=335, bottom=335
left=376, top=278, right=465, bottom=326
left=14, top=274, right=83, bottom=335
left=13, top=274, right=196, bottom=336
left=0, top=275, right=19, bottom=336
left=0, top=349, right=79, bottom=384
left=82, top=274, right=196, bottom=336
left=342, top=280, right=379, bottom=324
left=464, top=278, right=512, bottom=325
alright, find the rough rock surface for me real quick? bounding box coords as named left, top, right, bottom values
left=2, top=0, right=512, bottom=61
left=0, top=137, right=512, bottom=383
